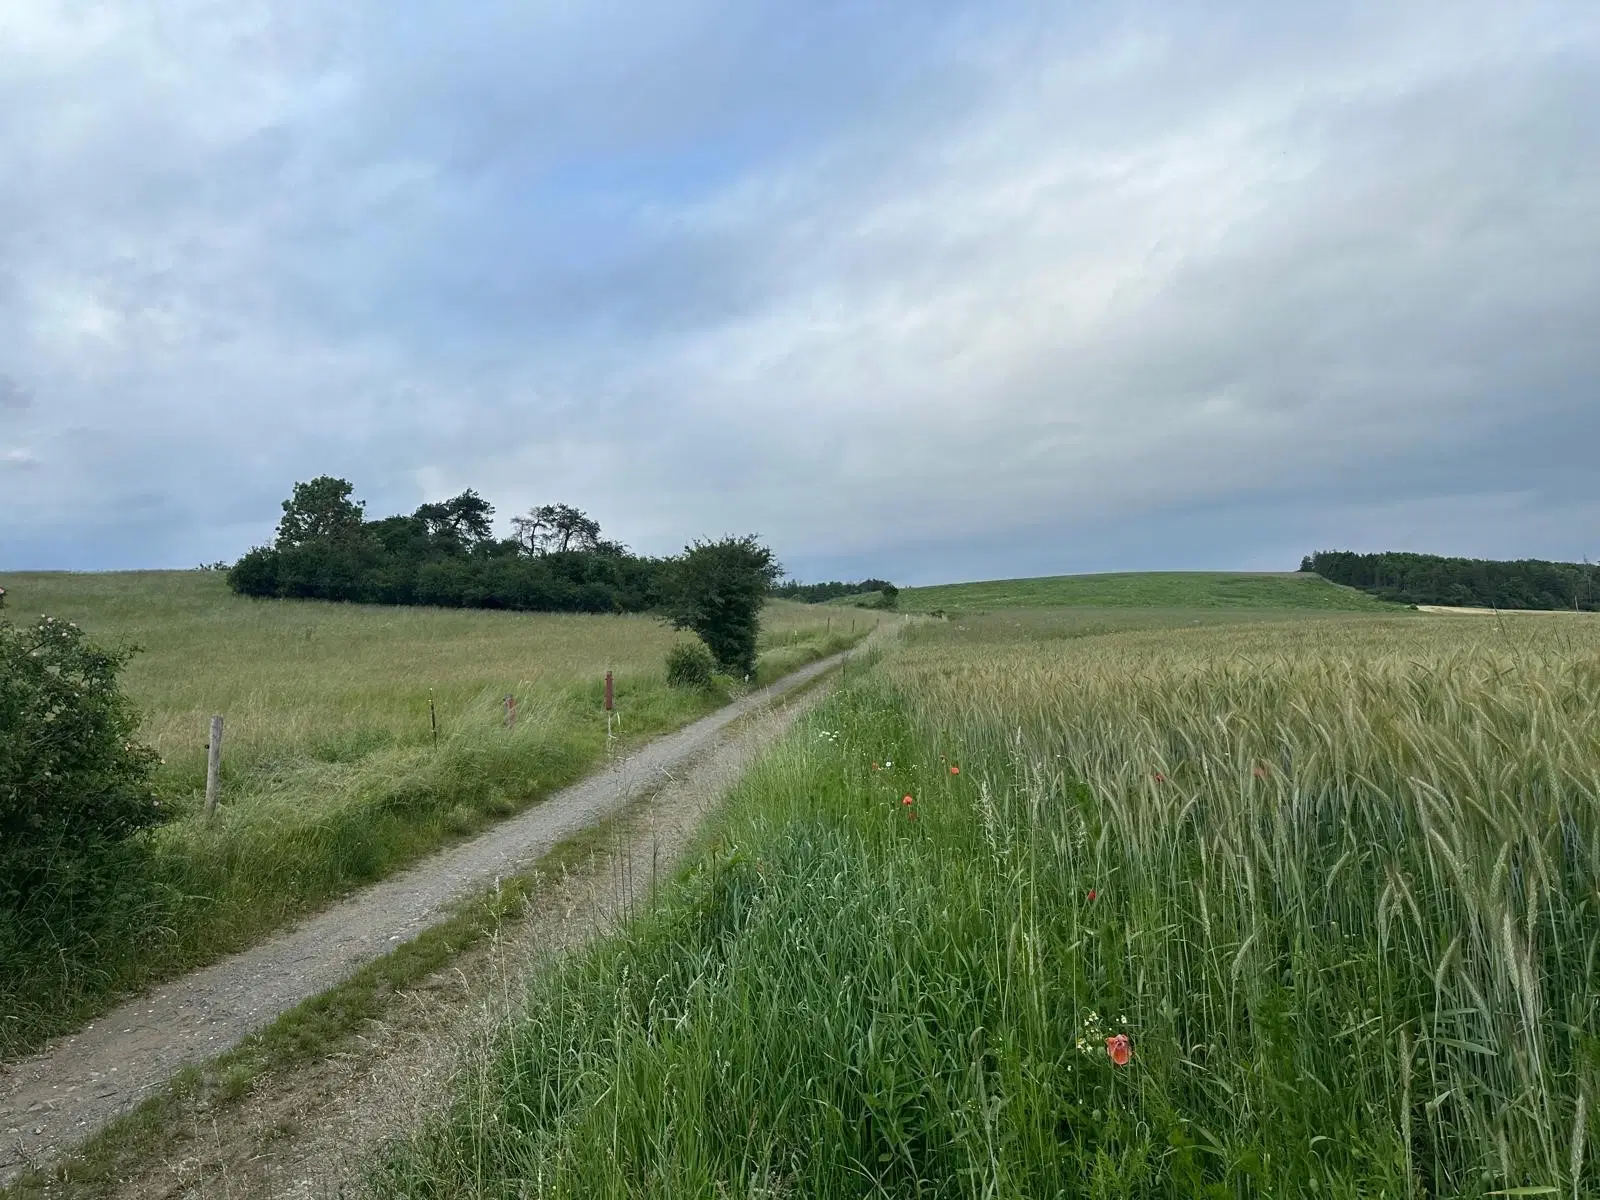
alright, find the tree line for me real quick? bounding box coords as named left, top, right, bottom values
left=1301, top=550, right=1600, bottom=611
left=770, top=578, right=899, bottom=605
left=230, top=479, right=666, bottom=614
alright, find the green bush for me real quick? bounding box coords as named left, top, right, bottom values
left=664, top=536, right=783, bottom=676
left=664, top=639, right=717, bottom=690
left=0, top=616, right=165, bottom=917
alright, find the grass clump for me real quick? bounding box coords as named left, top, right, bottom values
left=373, top=611, right=1600, bottom=1197
left=664, top=639, right=718, bottom=691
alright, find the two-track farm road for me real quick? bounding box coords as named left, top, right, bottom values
left=1, top=648, right=855, bottom=1188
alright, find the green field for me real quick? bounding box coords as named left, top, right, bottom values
left=898, top=569, right=1390, bottom=613
left=375, top=604, right=1600, bottom=1197
left=0, top=571, right=885, bottom=1055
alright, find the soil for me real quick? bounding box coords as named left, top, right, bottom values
left=0, top=652, right=847, bottom=1193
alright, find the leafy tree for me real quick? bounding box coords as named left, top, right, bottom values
left=275, top=476, right=365, bottom=547
left=512, top=503, right=602, bottom=555
left=415, top=489, right=495, bottom=548
left=0, top=616, right=165, bottom=916
left=664, top=536, right=783, bottom=676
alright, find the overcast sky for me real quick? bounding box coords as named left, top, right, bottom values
left=2, top=1, right=1596, bottom=584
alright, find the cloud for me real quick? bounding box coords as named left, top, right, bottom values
left=1, top=1, right=1597, bottom=576
left=0, top=375, right=28, bottom=411
left=1, top=448, right=39, bottom=469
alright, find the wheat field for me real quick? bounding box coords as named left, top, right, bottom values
left=375, top=608, right=1600, bottom=1197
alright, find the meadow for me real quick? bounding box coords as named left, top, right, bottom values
left=373, top=605, right=1600, bottom=1198
left=897, top=569, right=1389, bottom=613
left=0, top=572, right=884, bottom=1055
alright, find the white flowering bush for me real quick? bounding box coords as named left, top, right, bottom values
left=0, top=615, right=164, bottom=915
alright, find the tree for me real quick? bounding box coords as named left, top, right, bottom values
left=415, top=490, right=496, bottom=548
left=664, top=536, right=783, bottom=676
left=511, top=503, right=602, bottom=555
left=275, top=476, right=365, bottom=548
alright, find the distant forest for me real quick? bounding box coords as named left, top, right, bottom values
left=1302, top=550, right=1600, bottom=611
left=229, top=477, right=891, bottom=613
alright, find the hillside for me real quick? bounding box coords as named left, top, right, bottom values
left=898, top=570, right=1391, bottom=613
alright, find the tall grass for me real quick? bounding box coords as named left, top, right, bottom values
left=0, top=573, right=884, bottom=1056
left=372, top=612, right=1600, bottom=1198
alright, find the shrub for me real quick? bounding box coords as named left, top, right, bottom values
left=0, top=616, right=165, bottom=918
left=664, top=536, right=783, bottom=676
left=664, top=639, right=717, bottom=690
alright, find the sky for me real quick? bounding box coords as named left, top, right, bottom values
left=1, top=1, right=1597, bottom=585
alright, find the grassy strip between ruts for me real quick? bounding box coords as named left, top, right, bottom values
left=365, top=611, right=1600, bottom=1199
left=0, top=655, right=854, bottom=1200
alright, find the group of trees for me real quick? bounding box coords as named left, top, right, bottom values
left=770, top=578, right=898, bottom=605
left=1302, top=550, right=1600, bottom=611
left=230, top=479, right=662, bottom=615
left=230, top=477, right=785, bottom=673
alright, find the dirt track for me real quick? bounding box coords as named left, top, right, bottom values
left=0, top=651, right=850, bottom=1189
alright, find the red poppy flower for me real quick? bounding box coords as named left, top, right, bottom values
left=1253, top=763, right=1270, bottom=778
left=902, top=795, right=914, bottom=806
left=1086, top=888, right=1097, bottom=902
left=1152, top=772, right=1166, bottom=783
left=949, top=765, right=960, bottom=775
left=1106, top=1034, right=1132, bottom=1066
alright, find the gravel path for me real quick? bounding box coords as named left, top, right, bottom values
left=0, top=651, right=849, bottom=1186
left=86, top=675, right=834, bottom=1198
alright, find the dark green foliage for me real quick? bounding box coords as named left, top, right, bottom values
left=664, top=537, right=783, bottom=676
left=0, top=616, right=164, bottom=918
left=771, top=577, right=896, bottom=603
left=1304, top=549, right=1600, bottom=610
left=664, top=640, right=717, bottom=690
left=229, top=480, right=669, bottom=614
left=275, top=475, right=366, bottom=547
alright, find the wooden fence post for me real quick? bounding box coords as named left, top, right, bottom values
left=204, top=715, right=224, bottom=818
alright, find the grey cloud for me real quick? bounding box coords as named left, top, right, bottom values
left=0, top=375, right=28, bottom=411
left=1, top=1, right=1597, bottom=575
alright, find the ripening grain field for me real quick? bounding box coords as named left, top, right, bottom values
left=375, top=609, right=1600, bottom=1198
left=0, top=572, right=885, bottom=1055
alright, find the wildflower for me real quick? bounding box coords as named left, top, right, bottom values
left=1106, top=1034, right=1132, bottom=1066
left=1253, top=763, right=1270, bottom=778
left=871, top=762, right=880, bottom=770
left=949, top=765, right=960, bottom=775
left=1152, top=772, right=1165, bottom=783
left=1086, top=888, right=1096, bottom=902
left=902, top=795, right=914, bottom=806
